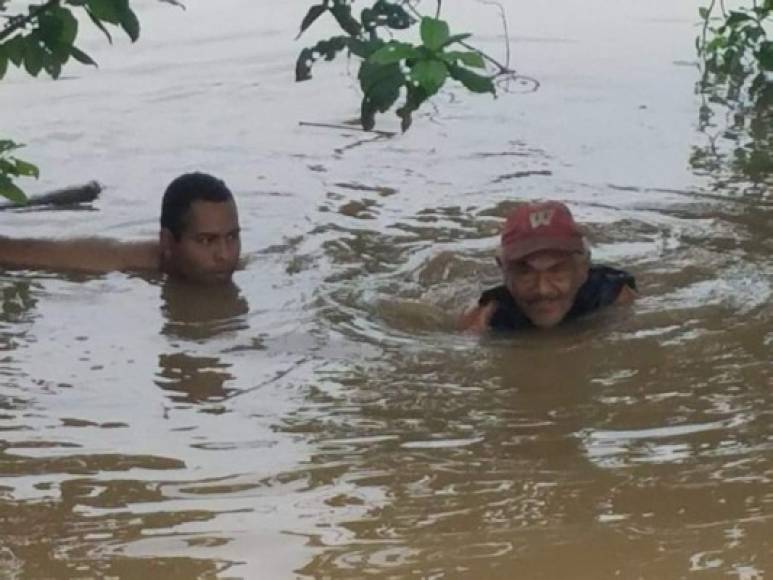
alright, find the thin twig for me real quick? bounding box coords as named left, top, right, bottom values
left=698, top=0, right=717, bottom=87
left=299, top=121, right=396, bottom=137
left=435, top=0, right=441, bottom=19
left=403, top=1, right=422, bottom=20
left=224, top=358, right=312, bottom=401
left=475, top=0, right=510, bottom=69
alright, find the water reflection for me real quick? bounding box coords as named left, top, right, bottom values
left=692, top=78, right=773, bottom=197
left=156, top=281, right=249, bottom=404
left=156, top=352, right=235, bottom=404
left=159, top=280, right=249, bottom=341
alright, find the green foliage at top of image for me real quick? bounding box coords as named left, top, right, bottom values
left=0, top=0, right=145, bottom=203
left=295, top=0, right=496, bottom=132
left=697, top=0, right=773, bottom=100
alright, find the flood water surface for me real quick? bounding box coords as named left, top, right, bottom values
left=1, top=0, right=772, bottom=578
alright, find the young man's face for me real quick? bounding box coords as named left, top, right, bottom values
left=502, top=249, right=589, bottom=328
left=162, top=199, right=241, bottom=285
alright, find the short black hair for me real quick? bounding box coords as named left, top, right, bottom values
left=160, top=172, right=234, bottom=239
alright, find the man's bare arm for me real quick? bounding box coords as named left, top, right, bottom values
left=0, top=237, right=159, bottom=274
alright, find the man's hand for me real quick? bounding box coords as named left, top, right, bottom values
left=458, top=302, right=496, bottom=334
left=615, top=284, right=638, bottom=305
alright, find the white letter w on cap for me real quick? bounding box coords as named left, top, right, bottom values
left=529, top=209, right=555, bottom=229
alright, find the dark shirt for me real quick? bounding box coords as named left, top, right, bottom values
left=479, top=265, right=636, bottom=332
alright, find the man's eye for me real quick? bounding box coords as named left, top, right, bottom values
left=551, top=264, right=569, bottom=275
left=197, top=236, right=213, bottom=245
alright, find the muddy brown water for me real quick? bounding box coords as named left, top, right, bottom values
left=1, top=1, right=771, bottom=578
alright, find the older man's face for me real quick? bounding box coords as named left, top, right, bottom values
left=502, top=249, right=589, bottom=328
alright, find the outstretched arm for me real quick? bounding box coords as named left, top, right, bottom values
left=0, top=237, right=159, bottom=274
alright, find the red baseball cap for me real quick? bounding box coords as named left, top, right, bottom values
left=500, top=201, right=584, bottom=262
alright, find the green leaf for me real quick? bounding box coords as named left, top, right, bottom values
left=361, top=1, right=411, bottom=31
left=87, top=0, right=122, bottom=24
left=295, top=37, right=349, bottom=81
left=120, top=8, right=140, bottom=42
left=0, top=140, right=20, bottom=155
left=439, top=33, right=472, bottom=49
left=37, top=6, right=79, bottom=64
left=358, top=61, right=403, bottom=130
left=758, top=41, right=773, bottom=71
left=448, top=64, right=495, bottom=94
left=70, top=45, right=98, bottom=66
left=86, top=7, right=113, bottom=43
left=13, top=159, right=39, bottom=178
left=348, top=38, right=383, bottom=59
left=5, top=36, right=26, bottom=67
left=298, top=4, right=327, bottom=38
left=0, top=175, right=28, bottom=204
left=698, top=7, right=709, bottom=20
left=726, top=10, right=753, bottom=27
left=295, top=47, right=314, bottom=81
left=369, top=42, right=419, bottom=65
left=23, top=41, right=45, bottom=76
left=57, top=7, right=78, bottom=46
left=410, top=59, right=448, bottom=95
left=43, top=55, right=63, bottom=78
left=330, top=3, right=362, bottom=37
left=0, top=51, right=7, bottom=80
left=441, top=50, right=485, bottom=69
left=396, top=85, right=429, bottom=132
left=420, top=17, right=450, bottom=52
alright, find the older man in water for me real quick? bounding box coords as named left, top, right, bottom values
left=0, top=172, right=241, bottom=284
left=460, top=201, right=637, bottom=333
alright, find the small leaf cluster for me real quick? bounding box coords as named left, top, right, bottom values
left=296, top=0, right=495, bottom=131
left=0, top=141, right=39, bottom=204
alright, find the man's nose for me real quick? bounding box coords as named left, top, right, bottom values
left=534, top=273, right=554, bottom=297
left=212, top=238, right=228, bottom=261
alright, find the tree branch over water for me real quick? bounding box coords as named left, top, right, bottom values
left=0, top=0, right=57, bottom=42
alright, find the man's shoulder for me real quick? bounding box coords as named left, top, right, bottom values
left=589, top=264, right=636, bottom=289
left=479, top=284, right=511, bottom=307
left=577, top=264, right=637, bottom=311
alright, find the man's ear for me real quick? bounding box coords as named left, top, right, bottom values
left=159, top=228, right=175, bottom=261
left=576, top=253, right=590, bottom=285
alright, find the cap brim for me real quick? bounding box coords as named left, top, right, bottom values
left=501, top=236, right=584, bottom=262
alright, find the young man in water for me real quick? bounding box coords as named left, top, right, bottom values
left=460, top=201, right=637, bottom=333
left=0, top=172, right=241, bottom=285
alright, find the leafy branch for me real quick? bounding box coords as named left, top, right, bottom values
left=295, top=0, right=530, bottom=132
left=0, top=140, right=39, bottom=204
left=0, top=0, right=147, bottom=203
left=697, top=0, right=773, bottom=101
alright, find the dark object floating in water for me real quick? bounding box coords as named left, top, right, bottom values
left=492, top=170, right=552, bottom=183
left=0, top=181, right=102, bottom=211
